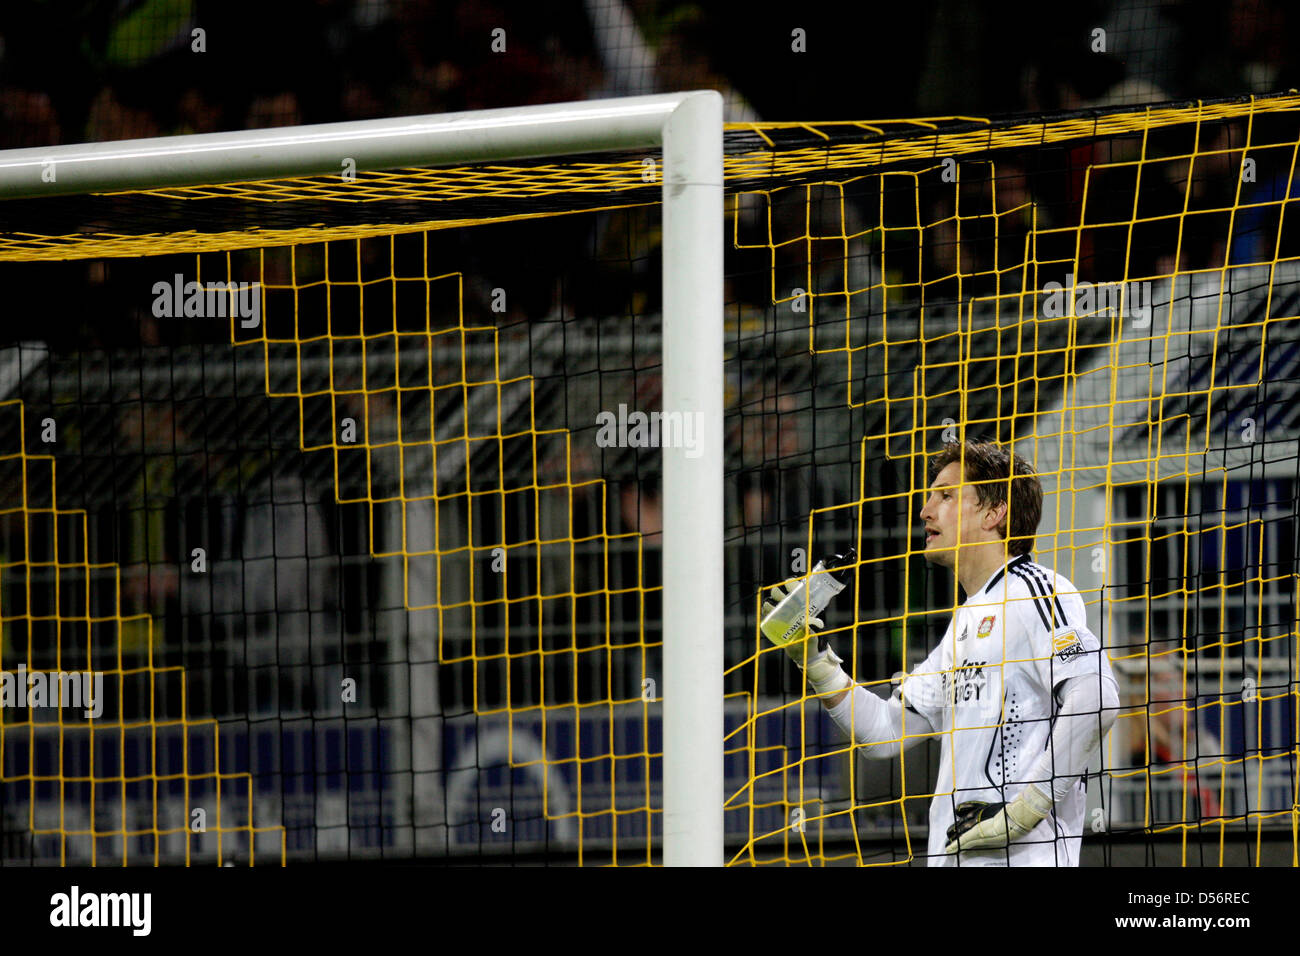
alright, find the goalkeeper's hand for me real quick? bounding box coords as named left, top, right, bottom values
left=943, top=785, right=1053, bottom=854
left=761, top=583, right=850, bottom=696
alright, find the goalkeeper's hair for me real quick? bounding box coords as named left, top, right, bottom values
left=928, top=440, right=1042, bottom=556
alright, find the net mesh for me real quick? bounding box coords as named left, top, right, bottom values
left=0, top=91, right=1297, bottom=865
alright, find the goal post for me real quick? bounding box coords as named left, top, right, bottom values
left=0, top=92, right=725, bottom=867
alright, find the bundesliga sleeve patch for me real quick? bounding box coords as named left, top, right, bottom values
left=1053, top=630, right=1086, bottom=662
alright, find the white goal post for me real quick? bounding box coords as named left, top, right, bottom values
left=0, top=92, right=725, bottom=867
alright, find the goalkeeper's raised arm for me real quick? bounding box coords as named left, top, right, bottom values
left=761, top=582, right=936, bottom=759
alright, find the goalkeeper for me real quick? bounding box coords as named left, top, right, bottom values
left=766, top=440, right=1119, bottom=866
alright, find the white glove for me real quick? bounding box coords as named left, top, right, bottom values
left=761, top=583, right=851, bottom=696
left=943, top=784, right=1054, bottom=854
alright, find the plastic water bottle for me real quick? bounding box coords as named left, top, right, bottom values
left=760, top=548, right=856, bottom=646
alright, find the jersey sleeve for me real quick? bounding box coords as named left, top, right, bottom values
left=824, top=684, right=935, bottom=758
left=1015, top=578, right=1112, bottom=693
left=896, top=636, right=947, bottom=730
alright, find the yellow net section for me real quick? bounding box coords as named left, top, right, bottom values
left=210, top=241, right=660, bottom=864
left=0, top=400, right=285, bottom=865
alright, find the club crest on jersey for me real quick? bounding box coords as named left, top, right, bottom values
left=977, top=615, right=996, bottom=638
left=1053, top=630, right=1086, bottom=662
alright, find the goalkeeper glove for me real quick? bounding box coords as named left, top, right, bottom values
left=943, top=784, right=1054, bottom=854
left=761, top=583, right=851, bottom=696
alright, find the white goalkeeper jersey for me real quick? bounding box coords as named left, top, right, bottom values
left=896, top=553, right=1116, bottom=867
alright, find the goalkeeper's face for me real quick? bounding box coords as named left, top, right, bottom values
left=919, top=462, right=999, bottom=568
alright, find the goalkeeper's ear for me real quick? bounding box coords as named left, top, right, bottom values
left=980, top=499, right=1008, bottom=535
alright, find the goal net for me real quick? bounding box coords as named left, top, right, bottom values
left=0, top=92, right=1296, bottom=866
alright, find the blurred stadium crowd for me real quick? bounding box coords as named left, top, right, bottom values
left=2, top=0, right=1298, bottom=149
